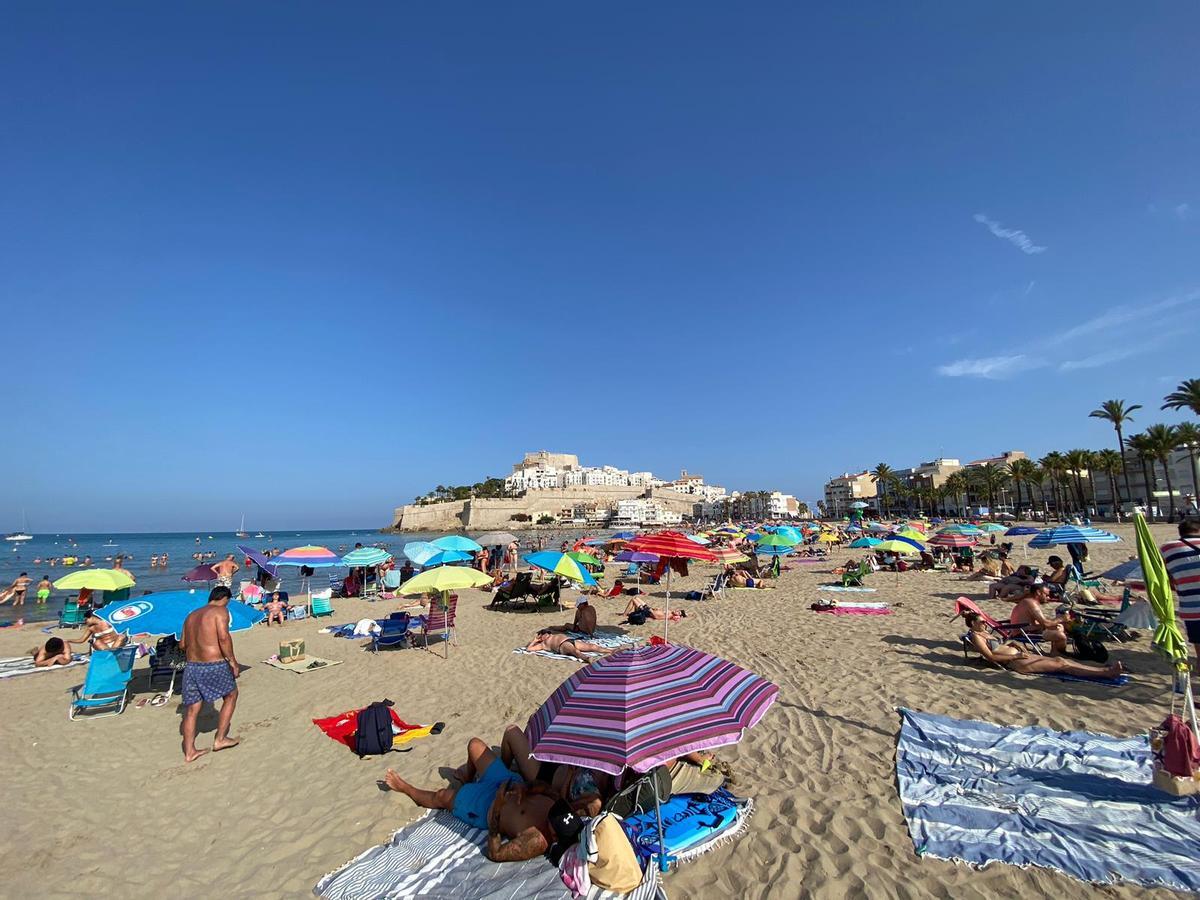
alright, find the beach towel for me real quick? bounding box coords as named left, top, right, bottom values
left=1043, top=671, right=1130, bottom=687
left=817, top=585, right=877, bottom=593
left=813, top=606, right=892, bottom=616
left=0, top=654, right=88, bottom=679
left=313, top=706, right=431, bottom=750
left=621, top=788, right=754, bottom=865
left=263, top=655, right=344, bottom=674
left=895, top=708, right=1200, bottom=892
left=514, top=631, right=641, bottom=662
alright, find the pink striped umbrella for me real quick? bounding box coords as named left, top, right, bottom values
left=526, top=643, right=779, bottom=776
left=929, top=533, right=976, bottom=548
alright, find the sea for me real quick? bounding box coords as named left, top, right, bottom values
left=0, top=527, right=595, bottom=626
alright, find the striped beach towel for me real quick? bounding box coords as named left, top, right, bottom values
left=896, top=708, right=1200, bottom=892
left=0, top=654, right=88, bottom=679
left=514, top=631, right=641, bottom=662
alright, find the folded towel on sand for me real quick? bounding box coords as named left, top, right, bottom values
left=313, top=707, right=431, bottom=750
left=0, top=654, right=88, bottom=679
left=818, top=585, right=878, bottom=593
left=896, top=708, right=1200, bottom=892
left=314, top=809, right=666, bottom=899
left=1044, top=671, right=1130, bottom=686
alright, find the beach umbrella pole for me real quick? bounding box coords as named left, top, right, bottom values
left=663, top=568, right=671, bottom=642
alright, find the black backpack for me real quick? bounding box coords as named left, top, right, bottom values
left=1073, top=636, right=1109, bottom=664
left=355, top=699, right=396, bottom=757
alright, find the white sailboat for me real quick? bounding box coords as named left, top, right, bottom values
left=5, top=510, right=32, bottom=542
left=236, top=513, right=248, bottom=538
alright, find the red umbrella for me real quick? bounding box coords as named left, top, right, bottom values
left=929, top=533, right=976, bottom=548
left=625, top=531, right=717, bottom=639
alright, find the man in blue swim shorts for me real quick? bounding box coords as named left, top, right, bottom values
left=179, top=586, right=241, bottom=762
left=384, top=737, right=561, bottom=862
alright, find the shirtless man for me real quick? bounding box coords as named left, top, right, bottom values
left=524, top=630, right=619, bottom=661
left=211, top=554, right=239, bottom=589
left=541, top=598, right=597, bottom=636
left=1009, top=582, right=1070, bottom=655
left=112, top=556, right=132, bottom=580
left=179, top=586, right=241, bottom=762
left=384, top=737, right=562, bottom=862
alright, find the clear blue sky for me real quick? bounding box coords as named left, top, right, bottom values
left=3, top=3, right=1198, bottom=531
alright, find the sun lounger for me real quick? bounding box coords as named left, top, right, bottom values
left=310, top=588, right=335, bottom=618
left=411, top=594, right=457, bottom=649
left=69, top=646, right=137, bottom=720
left=488, top=572, right=532, bottom=608
left=371, top=614, right=413, bottom=653
left=952, top=596, right=1045, bottom=655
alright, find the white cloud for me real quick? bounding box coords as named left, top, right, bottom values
left=936, top=355, right=1033, bottom=379
left=1059, top=343, right=1161, bottom=371
left=973, top=213, right=1047, bottom=254
left=1176, top=203, right=1193, bottom=221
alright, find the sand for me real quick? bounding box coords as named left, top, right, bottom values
left=0, top=522, right=1187, bottom=899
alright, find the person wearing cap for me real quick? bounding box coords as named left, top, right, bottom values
left=541, top=596, right=597, bottom=636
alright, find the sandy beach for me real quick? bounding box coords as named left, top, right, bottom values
left=0, top=521, right=1187, bottom=899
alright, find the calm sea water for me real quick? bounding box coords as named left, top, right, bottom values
left=1, top=527, right=592, bottom=625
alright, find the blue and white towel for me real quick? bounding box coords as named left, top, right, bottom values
left=817, top=585, right=877, bottom=593
left=896, top=708, right=1200, bottom=892
left=0, top=654, right=88, bottom=680
left=514, top=631, right=641, bottom=662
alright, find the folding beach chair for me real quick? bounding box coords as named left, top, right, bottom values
left=411, top=594, right=458, bottom=653
left=148, top=636, right=186, bottom=698
left=69, top=646, right=138, bottom=720
left=309, top=588, right=334, bottom=618
left=58, top=604, right=87, bottom=628
left=489, top=572, right=532, bottom=608
left=951, top=596, right=1045, bottom=657
left=702, top=571, right=727, bottom=600
left=371, top=613, right=412, bottom=653
left=530, top=577, right=563, bottom=610
left=841, top=562, right=870, bottom=588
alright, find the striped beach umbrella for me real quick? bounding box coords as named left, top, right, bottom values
left=624, top=532, right=718, bottom=639
left=928, top=532, right=976, bottom=548
left=526, top=643, right=779, bottom=775
left=939, top=524, right=982, bottom=535
left=892, top=528, right=928, bottom=543
left=980, top=523, right=1007, bottom=532
left=709, top=546, right=749, bottom=564
left=270, top=545, right=341, bottom=567
left=1005, top=526, right=1041, bottom=537
left=341, top=547, right=393, bottom=567
left=1029, top=525, right=1121, bottom=549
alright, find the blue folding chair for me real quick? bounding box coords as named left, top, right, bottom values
left=371, top=614, right=412, bottom=653
left=69, top=646, right=138, bottom=720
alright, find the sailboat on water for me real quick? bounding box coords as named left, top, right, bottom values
left=5, top=510, right=32, bottom=542
left=236, top=514, right=248, bottom=538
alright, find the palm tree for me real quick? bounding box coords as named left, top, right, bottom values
left=1039, top=452, right=1068, bottom=517
left=943, top=471, right=969, bottom=517
left=1006, top=459, right=1038, bottom=517
left=1064, top=449, right=1096, bottom=514
left=1162, top=379, right=1200, bottom=417
left=1127, top=432, right=1158, bottom=519
left=1089, top=399, right=1141, bottom=508
left=870, top=464, right=894, bottom=517
left=1092, top=449, right=1124, bottom=517
left=1144, top=424, right=1181, bottom=520
left=972, top=463, right=1009, bottom=514
left=1174, top=421, right=1200, bottom=506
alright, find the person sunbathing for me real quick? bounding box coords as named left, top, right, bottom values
left=384, top=737, right=581, bottom=862
left=622, top=597, right=685, bottom=623
left=965, top=556, right=1003, bottom=581
left=498, top=725, right=608, bottom=818
left=265, top=591, right=287, bottom=627
left=32, top=637, right=72, bottom=667
left=1009, top=583, right=1069, bottom=655
left=525, top=630, right=619, bottom=661
left=541, top=598, right=597, bottom=636
left=987, top=566, right=1036, bottom=600
left=963, top=613, right=1123, bottom=679
left=728, top=569, right=769, bottom=589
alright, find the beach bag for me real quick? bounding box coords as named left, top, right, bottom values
left=685, top=590, right=702, bottom=601
left=1159, top=714, right=1200, bottom=777
left=1072, top=635, right=1109, bottom=663
left=626, top=608, right=648, bottom=625
left=604, top=766, right=672, bottom=818
left=354, top=699, right=396, bottom=757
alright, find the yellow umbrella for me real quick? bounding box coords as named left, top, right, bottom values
left=893, top=529, right=928, bottom=543
left=873, top=540, right=921, bottom=555
left=396, top=566, right=492, bottom=595
left=53, top=569, right=136, bottom=591
left=817, top=533, right=840, bottom=544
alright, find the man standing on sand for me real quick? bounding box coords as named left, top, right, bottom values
left=179, top=586, right=240, bottom=762
left=211, top=554, right=239, bottom=589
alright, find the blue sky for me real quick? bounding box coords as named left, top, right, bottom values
left=2, top=3, right=1198, bottom=531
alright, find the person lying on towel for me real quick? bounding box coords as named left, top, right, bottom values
left=963, top=612, right=1124, bottom=680
left=525, top=630, right=620, bottom=661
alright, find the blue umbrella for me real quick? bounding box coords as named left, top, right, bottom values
left=236, top=544, right=279, bottom=577
left=849, top=537, right=882, bottom=549
left=614, top=550, right=659, bottom=563
left=1029, top=525, right=1120, bottom=549
left=432, top=535, right=483, bottom=553
left=1098, top=559, right=1145, bottom=582
left=610, top=532, right=637, bottom=541
left=754, top=545, right=794, bottom=556
left=1004, top=526, right=1041, bottom=536
left=523, top=551, right=598, bottom=587
left=97, top=589, right=264, bottom=639
left=403, top=542, right=446, bottom=566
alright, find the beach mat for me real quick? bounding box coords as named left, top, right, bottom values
left=0, top=654, right=88, bottom=680
left=895, top=708, right=1200, bottom=892
left=1044, top=671, right=1130, bottom=687
left=818, top=585, right=877, bottom=593
left=263, top=656, right=343, bottom=674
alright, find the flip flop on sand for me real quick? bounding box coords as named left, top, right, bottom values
left=150, top=694, right=168, bottom=707
left=135, top=698, right=149, bottom=709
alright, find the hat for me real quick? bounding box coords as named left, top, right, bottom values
left=575, top=596, right=589, bottom=607
left=546, top=799, right=585, bottom=866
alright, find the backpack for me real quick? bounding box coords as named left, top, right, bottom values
left=354, top=699, right=396, bottom=757
left=1072, top=636, right=1109, bottom=664
left=626, top=608, right=648, bottom=625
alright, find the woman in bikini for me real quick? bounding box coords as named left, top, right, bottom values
left=66, top=615, right=128, bottom=653
left=622, top=597, right=686, bottom=623
left=524, top=630, right=619, bottom=661
left=963, top=612, right=1123, bottom=679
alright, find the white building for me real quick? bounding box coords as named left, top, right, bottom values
left=612, top=498, right=683, bottom=527
left=769, top=491, right=800, bottom=519
left=505, top=466, right=563, bottom=492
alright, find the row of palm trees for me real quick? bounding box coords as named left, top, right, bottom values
left=866, top=378, right=1200, bottom=521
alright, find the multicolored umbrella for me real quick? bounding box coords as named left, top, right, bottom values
left=892, top=528, right=927, bottom=543
left=928, top=533, right=975, bottom=548
left=709, top=546, right=749, bottom=564
left=939, top=524, right=982, bottom=535
left=53, top=568, right=136, bottom=591
left=432, top=535, right=483, bottom=553
left=566, top=550, right=602, bottom=567
left=341, top=547, right=393, bottom=567
left=270, top=546, right=341, bottom=567
left=524, top=551, right=598, bottom=587
left=96, top=589, right=263, bottom=638
left=873, top=539, right=922, bottom=555
left=1029, top=525, right=1120, bottom=549
left=527, top=643, right=779, bottom=775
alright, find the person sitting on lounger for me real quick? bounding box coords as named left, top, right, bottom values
left=728, top=568, right=769, bottom=589
left=1046, top=555, right=1072, bottom=587
left=65, top=615, right=128, bottom=652
left=384, top=736, right=582, bottom=862
left=265, top=591, right=287, bottom=627
left=963, top=612, right=1124, bottom=679
left=622, top=597, right=686, bottom=623
left=32, top=637, right=72, bottom=667
left=541, top=597, right=597, bottom=636
left=1009, top=582, right=1070, bottom=655
left=525, top=630, right=619, bottom=661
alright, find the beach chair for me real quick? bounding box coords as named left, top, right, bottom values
left=58, top=604, right=87, bottom=628
left=951, top=597, right=1045, bottom=657
left=702, top=571, right=728, bottom=600
left=841, top=562, right=869, bottom=588
left=148, top=636, right=187, bottom=697
left=69, top=646, right=138, bottom=720
left=411, top=594, right=458, bottom=650
left=530, top=577, right=563, bottom=609
left=309, top=588, right=334, bottom=618
left=603, top=581, right=626, bottom=599
left=489, top=572, right=532, bottom=608
left=371, top=614, right=413, bottom=653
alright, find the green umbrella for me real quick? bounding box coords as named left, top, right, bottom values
left=755, top=533, right=798, bottom=547
left=1134, top=513, right=1189, bottom=669
left=566, top=550, right=602, bottom=567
